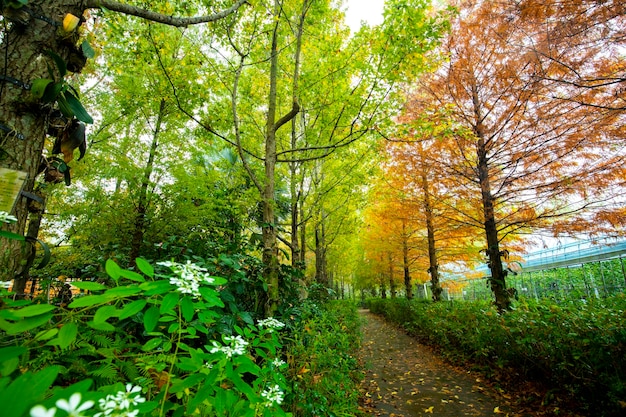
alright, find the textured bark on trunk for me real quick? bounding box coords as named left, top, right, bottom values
left=388, top=251, right=396, bottom=298
left=314, top=221, right=327, bottom=285
left=11, top=189, right=45, bottom=298
left=472, top=86, right=511, bottom=312
left=402, top=222, right=413, bottom=299
left=0, top=1, right=89, bottom=282
left=419, top=158, right=442, bottom=302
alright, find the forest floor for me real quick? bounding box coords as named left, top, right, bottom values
left=357, top=309, right=584, bottom=417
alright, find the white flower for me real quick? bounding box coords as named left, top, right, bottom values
left=56, top=393, right=94, bottom=417
left=157, top=260, right=216, bottom=298
left=261, top=384, right=284, bottom=407
left=0, top=211, right=17, bottom=224
left=95, top=384, right=145, bottom=417
left=30, top=405, right=57, bottom=417
left=209, top=334, right=249, bottom=358
left=272, top=358, right=286, bottom=367
left=257, top=317, right=286, bottom=332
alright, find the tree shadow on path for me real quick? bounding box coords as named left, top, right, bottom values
left=358, top=309, right=538, bottom=417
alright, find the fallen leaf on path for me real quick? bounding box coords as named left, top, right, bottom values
left=424, top=406, right=434, bottom=413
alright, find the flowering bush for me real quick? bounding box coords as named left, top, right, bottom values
left=0, top=258, right=290, bottom=417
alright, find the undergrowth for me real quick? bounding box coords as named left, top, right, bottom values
left=367, top=296, right=626, bottom=417
left=284, top=301, right=363, bottom=417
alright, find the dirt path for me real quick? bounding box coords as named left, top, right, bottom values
left=358, top=309, right=527, bottom=417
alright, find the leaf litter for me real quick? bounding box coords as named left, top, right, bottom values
left=357, top=310, right=584, bottom=417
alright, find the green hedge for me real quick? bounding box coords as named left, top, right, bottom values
left=285, top=301, right=363, bottom=417
left=367, top=296, right=626, bottom=416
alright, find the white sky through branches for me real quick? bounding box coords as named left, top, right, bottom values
left=343, top=0, right=385, bottom=32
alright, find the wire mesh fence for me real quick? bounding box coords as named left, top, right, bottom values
left=421, top=256, right=626, bottom=302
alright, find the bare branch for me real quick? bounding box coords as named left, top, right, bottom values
left=84, top=0, right=249, bottom=27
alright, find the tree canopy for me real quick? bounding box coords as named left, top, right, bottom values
left=1, top=0, right=624, bottom=313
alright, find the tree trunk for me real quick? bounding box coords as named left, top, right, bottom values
left=128, top=99, right=166, bottom=266
left=473, top=85, right=510, bottom=312
left=0, top=1, right=90, bottom=282
left=314, top=221, right=327, bottom=285
left=420, top=157, right=442, bottom=302
left=11, top=189, right=45, bottom=298
left=388, top=251, right=396, bottom=298
left=402, top=222, right=413, bottom=299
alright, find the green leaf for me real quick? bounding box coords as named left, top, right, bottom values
left=180, top=296, right=195, bottom=322
left=34, top=327, right=58, bottom=342
left=199, top=287, right=224, bottom=308
left=45, top=50, right=67, bottom=78
left=56, top=92, right=74, bottom=118
left=71, top=281, right=107, bottom=291
left=143, top=306, right=160, bottom=332
left=139, top=280, right=172, bottom=295
left=30, top=78, right=54, bottom=99
left=58, top=322, right=77, bottom=349
left=105, top=259, right=121, bottom=281
left=81, top=40, right=96, bottom=58
left=5, top=313, right=53, bottom=335
left=141, top=338, right=162, bottom=352
left=87, top=321, right=116, bottom=331
left=0, top=348, right=24, bottom=378
left=0, top=346, right=26, bottom=364
left=104, top=286, right=141, bottom=298
left=0, top=230, right=25, bottom=241
left=119, top=269, right=145, bottom=282
left=62, top=90, right=94, bottom=124
left=210, top=276, right=228, bottom=286
left=160, top=292, right=179, bottom=314
left=170, top=373, right=204, bottom=393
left=42, top=81, right=63, bottom=103
left=93, top=305, right=118, bottom=323
left=0, top=366, right=59, bottom=417
left=135, top=258, right=154, bottom=278
left=68, top=294, right=109, bottom=308
left=118, top=299, right=147, bottom=320
left=8, top=303, right=55, bottom=318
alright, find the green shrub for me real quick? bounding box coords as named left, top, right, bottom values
left=0, top=258, right=290, bottom=417
left=367, top=296, right=626, bottom=417
left=284, top=301, right=363, bottom=417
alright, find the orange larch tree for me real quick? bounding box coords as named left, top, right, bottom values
left=407, top=0, right=626, bottom=311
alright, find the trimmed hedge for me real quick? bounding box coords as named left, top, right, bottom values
left=367, top=296, right=626, bottom=416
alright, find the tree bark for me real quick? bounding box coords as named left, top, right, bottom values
left=12, top=189, right=45, bottom=298
left=0, top=1, right=88, bottom=281
left=262, top=0, right=301, bottom=315
left=388, top=251, right=396, bottom=298
left=402, top=220, right=413, bottom=299
left=472, top=86, right=511, bottom=312
left=314, top=221, right=327, bottom=285
left=419, top=154, right=442, bottom=302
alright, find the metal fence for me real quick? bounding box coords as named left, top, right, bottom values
left=424, top=255, right=626, bottom=302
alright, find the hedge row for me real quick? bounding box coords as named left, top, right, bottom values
left=367, top=296, right=626, bottom=416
